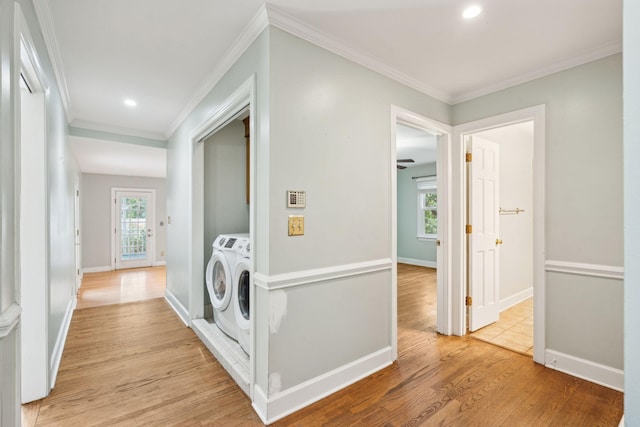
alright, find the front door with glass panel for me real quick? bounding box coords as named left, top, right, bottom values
left=114, top=190, right=154, bottom=269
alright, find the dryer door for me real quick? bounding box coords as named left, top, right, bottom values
left=206, top=252, right=232, bottom=310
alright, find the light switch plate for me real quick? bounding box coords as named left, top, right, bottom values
left=288, top=215, right=304, bottom=236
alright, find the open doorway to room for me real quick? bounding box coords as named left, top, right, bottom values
left=391, top=106, right=452, bottom=360
left=451, top=105, right=545, bottom=364
left=465, top=121, right=535, bottom=357
left=395, top=123, right=439, bottom=334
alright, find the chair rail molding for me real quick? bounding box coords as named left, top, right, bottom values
left=545, top=260, right=624, bottom=280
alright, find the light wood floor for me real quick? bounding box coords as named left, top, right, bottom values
left=22, top=263, right=623, bottom=426
left=76, top=266, right=166, bottom=309
left=471, top=297, right=534, bottom=356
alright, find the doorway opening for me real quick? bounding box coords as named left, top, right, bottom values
left=466, top=121, right=535, bottom=357
left=452, top=105, right=545, bottom=364
left=187, top=76, right=256, bottom=399
left=391, top=106, right=452, bottom=359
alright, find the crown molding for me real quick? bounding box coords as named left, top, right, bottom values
left=33, top=0, right=73, bottom=121
left=164, top=5, right=269, bottom=139
left=265, top=4, right=453, bottom=105
left=451, top=40, right=622, bottom=104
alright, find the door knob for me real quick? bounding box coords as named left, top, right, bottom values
left=496, top=238, right=503, bottom=245
left=436, top=240, right=441, bottom=246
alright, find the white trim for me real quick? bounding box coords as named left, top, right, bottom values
left=254, top=347, right=393, bottom=425
left=164, top=288, right=190, bottom=327
left=0, top=304, right=22, bottom=339
left=398, top=257, right=437, bottom=269
left=452, top=105, right=546, bottom=366
left=153, top=260, right=166, bottom=267
left=452, top=41, right=622, bottom=104
left=49, top=297, right=76, bottom=389
left=619, top=415, right=624, bottom=427
left=252, top=385, right=269, bottom=424
left=82, top=266, right=112, bottom=274
left=545, top=349, right=624, bottom=392
left=267, top=5, right=451, bottom=104
left=545, top=260, right=624, bottom=280
left=32, top=0, right=71, bottom=121
left=254, top=259, right=392, bottom=291
left=165, top=7, right=268, bottom=139
left=499, top=287, right=533, bottom=312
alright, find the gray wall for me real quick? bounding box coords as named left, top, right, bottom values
left=624, top=0, right=639, bottom=422
left=0, top=0, right=20, bottom=422
left=397, top=163, right=437, bottom=265
left=203, top=119, right=249, bottom=263
left=0, top=0, right=78, bottom=419
left=453, top=54, right=623, bottom=369
left=81, top=173, right=167, bottom=269
left=266, top=27, right=450, bottom=390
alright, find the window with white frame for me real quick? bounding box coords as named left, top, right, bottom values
left=417, top=177, right=437, bottom=239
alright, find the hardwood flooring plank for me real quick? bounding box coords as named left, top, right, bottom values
left=26, top=263, right=622, bottom=426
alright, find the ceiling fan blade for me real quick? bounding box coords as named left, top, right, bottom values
left=397, top=165, right=407, bottom=169
left=397, top=158, right=415, bottom=163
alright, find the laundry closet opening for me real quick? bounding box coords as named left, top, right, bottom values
left=466, top=120, right=535, bottom=357
left=191, top=105, right=253, bottom=396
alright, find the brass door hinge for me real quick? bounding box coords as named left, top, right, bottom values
left=466, top=224, right=472, bottom=234
left=466, top=152, right=472, bottom=162
left=466, top=296, right=472, bottom=306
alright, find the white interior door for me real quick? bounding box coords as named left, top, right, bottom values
left=114, top=190, right=154, bottom=269
left=468, top=136, right=501, bottom=332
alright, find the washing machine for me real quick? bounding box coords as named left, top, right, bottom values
left=205, top=233, right=248, bottom=340
left=233, top=238, right=251, bottom=355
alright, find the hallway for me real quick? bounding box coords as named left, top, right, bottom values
left=22, top=265, right=622, bottom=426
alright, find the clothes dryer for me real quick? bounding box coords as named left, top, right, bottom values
left=233, top=239, right=251, bottom=355
left=205, top=234, right=248, bottom=340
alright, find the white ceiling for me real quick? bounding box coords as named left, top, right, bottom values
left=69, top=137, right=167, bottom=178
left=396, top=124, right=437, bottom=167
left=36, top=0, right=621, bottom=176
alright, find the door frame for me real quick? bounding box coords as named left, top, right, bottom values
left=390, top=105, right=453, bottom=360
left=110, top=188, right=157, bottom=270
left=451, top=105, right=546, bottom=364
left=16, top=2, right=51, bottom=403
left=189, top=75, right=256, bottom=399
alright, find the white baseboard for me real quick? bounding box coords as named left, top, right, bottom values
left=545, top=349, right=624, bottom=392
left=164, top=288, right=190, bottom=327
left=50, top=297, right=76, bottom=389
left=397, top=257, right=436, bottom=268
left=154, top=260, right=166, bottom=266
left=253, top=346, right=393, bottom=424
left=82, top=266, right=112, bottom=274
left=499, top=287, right=533, bottom=312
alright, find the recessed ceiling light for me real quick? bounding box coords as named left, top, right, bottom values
left=462, top=5, right=482, bottom=19
left=124, top=98, right=137, bottom=107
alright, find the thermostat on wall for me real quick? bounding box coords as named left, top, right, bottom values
left=287, top=190, right=306, bottom=208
